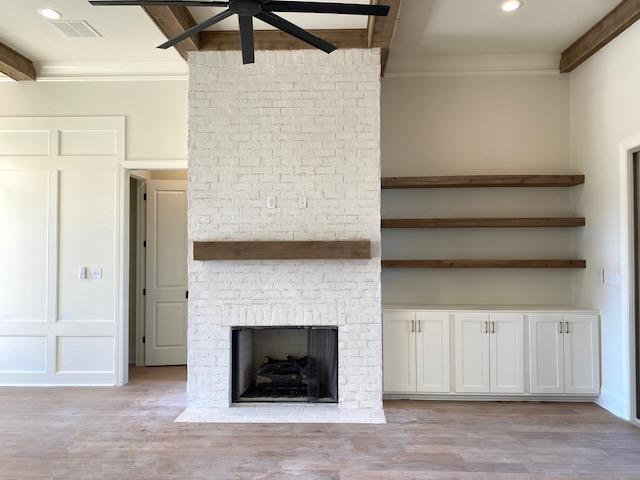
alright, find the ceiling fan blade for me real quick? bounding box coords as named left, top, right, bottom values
left=238, top=15, right=255, bottom=65
left=263, top=1, right=390, bottom=16
left=90, top=0, right=229, bottom=6
left=255, top=11, right=337, bottom=54
left=158, top=8, right=234, bottom=49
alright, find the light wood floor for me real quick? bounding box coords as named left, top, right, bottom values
left=1, top=367, right=640, bottom=479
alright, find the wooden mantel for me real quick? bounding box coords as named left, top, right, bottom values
left=193, top=240, right=371, bottom=261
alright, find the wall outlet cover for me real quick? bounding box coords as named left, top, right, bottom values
left=600, top=268, right=620, bottom=286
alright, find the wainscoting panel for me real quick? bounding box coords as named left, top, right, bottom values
left=59, top=130, right=119, bottom=156
left=0, top=116, right=124, bottom=385
left=56, top=336, right=115, bottom=373
left=0, top=336, right=47, bottom=372
left=0, top=130, right=50, bottom=156
left=57, top=169, right=116, bottom=322
left=0, top=170, right=49, bottom=322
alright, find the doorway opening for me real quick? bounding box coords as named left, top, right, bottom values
left=128, top=169, right=188, bottom=368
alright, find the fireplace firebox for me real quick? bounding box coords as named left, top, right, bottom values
left=231, top=327, right=338, bottom=403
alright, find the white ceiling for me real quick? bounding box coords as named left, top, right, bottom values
left=0, top=0, right=623, bottom=79
left=0, top=0, right=182, bottom=64
left=391, top=0, right=620, bottom=57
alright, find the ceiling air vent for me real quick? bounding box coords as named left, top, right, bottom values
left=51, top=20, right=101, bottom=38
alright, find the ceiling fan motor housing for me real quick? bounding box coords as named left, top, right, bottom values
left=230, top=0, right=265, bottom=16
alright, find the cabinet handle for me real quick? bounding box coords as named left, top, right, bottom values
left=417, top=320, right=422, bottom=333
left=410, top=320, right=415, bottom=333
left=484, top=321, right=489, bottom=334
left=565, top=322, right=570, bottom=334
left=491, top=321, right=495, bottom=334
left=559, top=322, right=563, bottom=334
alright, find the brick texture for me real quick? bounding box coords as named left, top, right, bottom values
left=187, top=50, right=382, bottom=409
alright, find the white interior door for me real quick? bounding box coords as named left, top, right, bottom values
left=489, top=313, right=524, bottom=393
left=145, top=180, right=188, bottom=366
left=529, top=313, right=564, bottom=394
left=416, top=312, right=451, bottom=393
left=563, top=314, right=600, bottom=394
left=454, top=313, right=490, bottom=393
left=383, top=312, right=416, bottom=393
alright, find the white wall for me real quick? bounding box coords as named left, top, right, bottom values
left=381, top=74, right=576, bottom=305
left=569, top=21, right=640, bottom=419
left=382, top=75, right=570, bottom=177
left=0, top=81, right=187, bottom=161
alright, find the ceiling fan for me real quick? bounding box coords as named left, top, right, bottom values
left=89, top=0, right=390, bottom=64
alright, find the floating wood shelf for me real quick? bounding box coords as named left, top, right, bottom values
left=381, top=175, right=585, bottom=189
left=382, top=217, right=586, bottom=229
left=193, top=240, right=371, bottom=261
left=381, top=259, right=587, bottom=269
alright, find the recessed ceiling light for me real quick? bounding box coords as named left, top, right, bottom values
left=38, top=8, right=62, bottom=20
left=501, top=0, right=523, bottom=12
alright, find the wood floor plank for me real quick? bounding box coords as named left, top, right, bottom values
left=0, top=367, right=639, bottom=479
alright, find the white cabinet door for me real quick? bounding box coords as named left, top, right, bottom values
left=489, top=313, right=524, bottom=393
left=563, top=314, right=600, bottom=394
left=529, top=313, right=564, bottom=394
left=416, top=312, right=451, bottom=393
left=455, top=313, right=490, bottom=393
left=383, top=313, right=416, bottom=393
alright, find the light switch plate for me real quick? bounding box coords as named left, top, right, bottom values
left=267, top=195, right=276, bottom=209
left=86, top=267, right=103, bottom=280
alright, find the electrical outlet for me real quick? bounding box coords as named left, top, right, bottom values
left=298, top=195, right=307, bottom=209
left=79, top=267, right=87, bottom=279
left=600, top=268, right=620, bottom=286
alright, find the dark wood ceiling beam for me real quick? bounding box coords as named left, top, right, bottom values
left=199, top=28, right=368, bottom=51
left=368, top=0, right=402, bottom=74
left=560, top=0, right=640, bottom=73
left=142, top=5, right=199, bottom=60
left=0, top=42, right=35, bottom=81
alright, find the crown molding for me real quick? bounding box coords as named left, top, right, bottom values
left=0, top=61, right=188, bottom=82
left=0, top=54, right=562, bottom=82
left=384, top=53, right=561, bottom=77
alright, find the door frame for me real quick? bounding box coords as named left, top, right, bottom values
left=116, top=160, right=187, bottom=385
left=129, top=174, right=146, bottom=367
left=619, top=135, right=640, bottom=422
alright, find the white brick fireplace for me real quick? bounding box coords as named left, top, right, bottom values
left=179, top=50, right=383, bottom=423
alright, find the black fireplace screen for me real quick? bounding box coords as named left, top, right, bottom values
left=231, top=327, right=338, bottom=403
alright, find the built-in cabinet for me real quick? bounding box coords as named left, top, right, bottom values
left=383, top=307, right=599, bottom=398
left=383, top=311, right=450, bottom=393
left=529, top=313, right=600, bottom=395
left=454, top=313, right=524, bottom=394
left=382, top=312, right=416, bottom=392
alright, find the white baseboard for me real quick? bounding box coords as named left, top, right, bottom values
left=384, top=393, right=598, bottom=402
left=596, top=387, right=629, bottom=420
